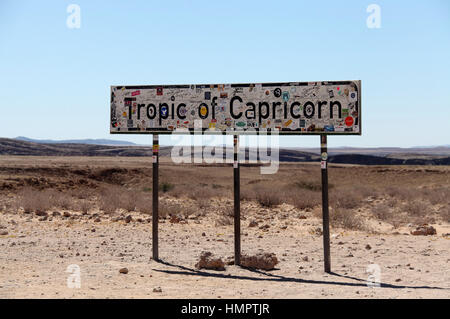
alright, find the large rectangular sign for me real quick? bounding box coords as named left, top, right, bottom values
left=110, top=80, right=361, bottom=135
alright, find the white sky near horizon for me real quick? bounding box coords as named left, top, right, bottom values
left=0, top=1, right=449, bottom=148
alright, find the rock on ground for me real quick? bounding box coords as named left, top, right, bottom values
left=195, top=251, right=225, bottom=271
left=411, top=225, right=436, bottom=236
left=119, top=268, right=129, bottom=274
left=240, top=252, right=279, bottom=270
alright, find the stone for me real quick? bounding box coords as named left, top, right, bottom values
left=411, top=225, right=436, bottom=236
left=35, top=210, right=48, bottom=217
left=248, top=220, right=258, bottom=227
left=125, top=215, right=132, bottom=223
left=0, top=230, right=8, bottom=236
left=365, top=244, right=372, bottom=250
left=153, top=287, right=162, bottom=293
left=119, top=268, right=128, bottom=274
left=195, top=251, right=225, bottom=271
left=63, top=212, right=71, bottom=218
left=170, top=215, right=181, bottom=224
left=225, top=256, right=235, bottom=265
left=240, top=252, right=279, bottom=270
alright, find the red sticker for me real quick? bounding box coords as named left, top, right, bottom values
left=345, top=116, right=354, bottom=127
left=131, top=90, right=140, bottom=96
left=156, top=87, right=163, bottom=95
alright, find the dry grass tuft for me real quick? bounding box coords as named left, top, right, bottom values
left=330, top=208, right=368, bottom=231
left=403, top=200, right=428, bottom=217
left=289, top=191, right=321, bottom=210
left=331, top=190, right=363, bottom=210
left=255, top=189, right=283, bottom=208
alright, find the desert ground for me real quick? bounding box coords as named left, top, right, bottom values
left=0, top=156, right=449, bottom=298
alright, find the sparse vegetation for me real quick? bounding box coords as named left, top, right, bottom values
left=371, top=203, right=392, bottom=221
left=330, top=208, right=368, bottom=231
left=160, top=182, right=174, bottom=193
left=1, top=157, right=449, bottom=228
left=254, top=188, right=283, bottom=208
left=403, top=200, right=428, bottom=217
left=293, top=180, right=324, bottom=192
left=289, top=191, right=321, bottom=210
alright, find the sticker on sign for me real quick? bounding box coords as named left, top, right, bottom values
left=110, top=81, right=361, bottom=135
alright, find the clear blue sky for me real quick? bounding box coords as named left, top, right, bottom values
left=1, top=0, right=449, bottom=147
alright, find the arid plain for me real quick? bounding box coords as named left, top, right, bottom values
left=0, top=156, right=449, bottom=298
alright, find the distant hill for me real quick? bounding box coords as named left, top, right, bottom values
left=15, top=136, right=137, bottom=146
left=1, top=137, right=449, bottom=165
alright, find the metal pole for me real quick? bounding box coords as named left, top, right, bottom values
left=320, top=134, right=331, bottom=273
left=152, top=134, right=159, bottom=261
left=233, top=135, right=241, bottom=266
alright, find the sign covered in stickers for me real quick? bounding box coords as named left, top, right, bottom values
left=110, top=80, right=361, bottom=135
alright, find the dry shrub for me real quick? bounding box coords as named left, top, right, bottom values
left=385, top=198, right=398, bottom=208
left=17, top=188, right=77, bottom=213
left=240, top=189, right=256, bottom=201
left=180, top=204, right=197, bottom=218
left=369, top=203, right=409, bottom=227
left=159, top=199, right=182, bottom=219
left=356, top=185, right=379, bottom=199
left=253, top=186, right=283, bottom=208
left=183, top=186, right=221, bottom=200
left=438, top=205, right=450, bottom=223
left=98, top=186, right=126, bottom=214
left=330, top=208, right=367, bottom=231
left=403, top=200, right=428, bottom=217
left=219, top=204, right=233, bottom=217
left=256, top=191, right=283, bottom=208
left=214, top=205, right=234, bottom=226
left=422, top=187, right=449, bottom=206
left=71, top=189, right=91, bottom=200
left=134, top=196, right=152, bottom=215
left=331, top=190, right=363, bottom=210
left=385, top=186, right=419, bottom=201
left=160, top=182, right=175, bottom=193
left=293, top=180, right=323, bottom=192
left=371, top=203, right=392, bottom=220
left=290, top=190, right=321, bottom=210
left=99, top=186, right=148, bottom=214
left=215, top=215, right=233, bottom=226
left=18, top=188, right=51, bottom=213
left=51, top=191, right=74, bottom=210
left=78, top=200, right=91, bottom=214
left=120, top=192, right=138, bottom=212
left=196, top=198, right=210, bottom=210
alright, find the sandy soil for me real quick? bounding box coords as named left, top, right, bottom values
left=1, top=203, right=449, bottom=299
left=0, top=156, right=449, bottom=299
